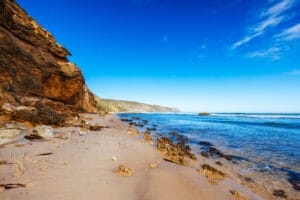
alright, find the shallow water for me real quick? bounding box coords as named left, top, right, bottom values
left=119, top=113, right=300, bottom=196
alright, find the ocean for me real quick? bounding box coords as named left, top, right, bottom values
left=118, top=113, right=300, bottom=196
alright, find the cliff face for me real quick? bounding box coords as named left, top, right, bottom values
left=0, top=0, right=97, bottom=116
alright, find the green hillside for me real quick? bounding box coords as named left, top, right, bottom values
left=95, top=97, right=179, bottom=113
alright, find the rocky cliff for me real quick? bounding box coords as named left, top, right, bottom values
left=0, top=0, right=97, bottom=125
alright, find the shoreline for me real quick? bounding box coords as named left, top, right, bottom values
left=1, top=113, right=264, bottom=199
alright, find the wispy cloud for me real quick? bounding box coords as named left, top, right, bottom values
left=232, top=32, right=263, bottom=49
left=231, top=0, right=297, bottom=49
left=192, top=44, right=207, bottom=59
left=248, top=47, right=281, bottom=60
left=161, top=35, right=168, bottom=43
left=285, top=69, right=300, bottom=75
left=261, top=0, right=295, bottom=17
left=276, top=23, right=300, bottom=40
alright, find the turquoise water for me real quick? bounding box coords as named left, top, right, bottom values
left=119, top=113, right=300, bottom=191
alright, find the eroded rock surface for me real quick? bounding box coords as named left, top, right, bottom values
left=0, top=0, right=97, bottom=118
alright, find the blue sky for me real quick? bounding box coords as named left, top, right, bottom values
left=17, top=0, right=300, bottom=112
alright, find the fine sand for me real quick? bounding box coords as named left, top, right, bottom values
left=0, top=114, right=264, bottom=200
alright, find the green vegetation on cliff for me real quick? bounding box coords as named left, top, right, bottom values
left=95, top=97, right=179, bottom=113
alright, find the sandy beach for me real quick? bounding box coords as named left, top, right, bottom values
left=0, top=114, right=264, bottom=200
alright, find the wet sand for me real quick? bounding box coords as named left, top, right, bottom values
left=0, top=114, right=264, bottom=200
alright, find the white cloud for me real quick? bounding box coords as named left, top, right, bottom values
left=253, top=15, right=285, bottom=32
left=232, top=32, right=263, bottom=49
left=248, top=47, right=281, bottom=60
left=261, top=0, right=295, bottom=17
left=231, top=0, right=296, bottom=49
left=276, top=23, right=300, bottom=40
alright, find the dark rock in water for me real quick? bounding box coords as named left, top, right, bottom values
left=201, top=151, right=209, bottom=158
left=198, top=112, right=210, bottom=116
left=169, top=132, right=177, bottom=136
left=146, top=127, right=157, bottom=132
left=120, top=118, right=133, bottom=122
left=208, top=146, right=233, bottom=161
left=199, top=141, right=214, bottom=147
left=128, top=122, right=144, bottom=128
left=142, top=120, right=148, bottom=124
left=273, top=189, right=287, bottom=199
left=215, top=161, right=222, bottom=166
left=244, top=177, right=254, bottom=183
left=287, top=170, right=300, bottom=191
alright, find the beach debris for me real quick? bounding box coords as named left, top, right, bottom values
left=0, top=183, right=26, bottom=191
left=272, top=189, right=287, bottom=199
left=89, top=125, right=110, bottom=131
left=229, top=189, right=248, bottom=200
left=149, top=162, right=158, bottom=168
left=0, top=160, right=10, bottom=165
left=197, top=164, right=225, bottom=184
left=112, top=156, right=117, bottom=161
left=36, top=152, right=53, bottom=156
left=25, top=126, right=54, bottom=141
left=118, top=164, right=134, bottom=177
left=79, top=131, right=86, bottom=136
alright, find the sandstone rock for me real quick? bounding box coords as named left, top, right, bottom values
left=0, top=0, right=97, bottom=114
left=118, top=164, right=134, bottom=177
left=1, top=103, right=16, bottom=113
left=197, top=164, right=225, bottom=184
left=112, top=156, right=117, bottom=161
left=15, top=106, right=36, bottom=111
left=0, top=123, right=28, bottom=146
left=25, top=125, right=54, bottom=140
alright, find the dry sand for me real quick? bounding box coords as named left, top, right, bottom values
left=0, top=114, right=264, bottom=200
